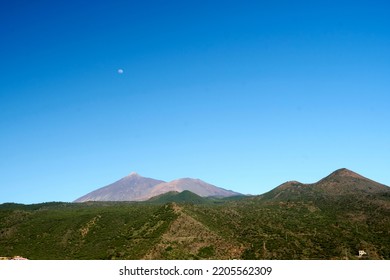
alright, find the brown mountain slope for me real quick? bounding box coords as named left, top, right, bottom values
left=74, top=172, right=165, bottom=202
left=148, top=178, right=241, bottom=199
left=260, top=168, right=390, bottom=201
left=75, top=173, right=241, bottom=202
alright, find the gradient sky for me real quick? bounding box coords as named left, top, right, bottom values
left=1, top=0, right=389, bottom=204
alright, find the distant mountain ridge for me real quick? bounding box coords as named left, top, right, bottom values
left=147, top=178, right=240, bottom=198
left=75, top=168, right=390, bottom=203
left=74, top=173, right=165, bottom=202
left=74, top=173, right=241, bottom=202
left=260, top=168, right=390, bottom=201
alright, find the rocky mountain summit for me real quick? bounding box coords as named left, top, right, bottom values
left=74, top=172, right=240, bottom=202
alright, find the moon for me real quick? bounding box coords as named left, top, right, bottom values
left=117, top=68, right=124, bottom=74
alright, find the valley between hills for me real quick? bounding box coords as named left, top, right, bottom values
left=1, top=168, right=390, bottom=260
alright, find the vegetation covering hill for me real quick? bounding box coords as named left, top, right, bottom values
left=261, top=168, right=389, bottom=201
left=1, top=169, right=389, bottom=260
left=146, top=191, right=246, bottom=205
left=147, top=190, right=208, bottom=204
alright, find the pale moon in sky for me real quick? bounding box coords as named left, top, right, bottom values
left=117, top=68, right=124, bottom=74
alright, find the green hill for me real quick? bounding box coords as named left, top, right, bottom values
left=147, top=190, right=208, bottom=204
left=1, top=169, right=389, bottom=260
left=1, top=195, right=389, bottom=260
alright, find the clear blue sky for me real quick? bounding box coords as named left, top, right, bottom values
left=1, top=0, right=389, bottom=204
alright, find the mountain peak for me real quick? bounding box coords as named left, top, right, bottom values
left=261, top=168, right=389, bottom=201
left=75, top=173, right=241, bottom=202
left=325, top=168, right=366, bottom=180
left=74, top=173, right=165, bottom=202
left=127, top=172, right=140, bottom=177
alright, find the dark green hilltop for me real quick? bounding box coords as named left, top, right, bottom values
left=1, top=168, right=390, bottom=260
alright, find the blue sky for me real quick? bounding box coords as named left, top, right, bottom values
left=1, top=0, right=389, bottom=203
